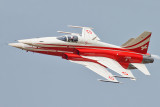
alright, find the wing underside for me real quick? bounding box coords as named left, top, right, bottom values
left=82, top=56, right=136, bottom=80
left=70, top=60, right=119, bottom=83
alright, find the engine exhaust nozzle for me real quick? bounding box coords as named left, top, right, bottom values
left=142, top=56, right=154, bottom=64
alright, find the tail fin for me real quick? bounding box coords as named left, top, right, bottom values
left=121, top=38, right=135, bottom=47
left=122, top=31, right=152, bottom=54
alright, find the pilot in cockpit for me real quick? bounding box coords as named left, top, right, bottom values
left=57, top=35, right=78, bottom=42
left=68, top=36, right=74, bottom=42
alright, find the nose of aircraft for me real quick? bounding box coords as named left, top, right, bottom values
left=8, top=43, right=24, bottom=49
left=18, top=39, right=35, bottom=45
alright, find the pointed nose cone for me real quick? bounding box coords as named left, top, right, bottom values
left=8, top=43, right=24, bottom=49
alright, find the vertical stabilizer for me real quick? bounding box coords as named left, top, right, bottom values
left=122, top=31, right=152, bottom=54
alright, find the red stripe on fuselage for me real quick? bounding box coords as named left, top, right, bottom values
left=24, top=47, right=107, bottom=68
left=74, top=48, right=143, bottom=63
left=36, top=43, right=136, bottom=53
left=35, top=43, right=149, bottom=56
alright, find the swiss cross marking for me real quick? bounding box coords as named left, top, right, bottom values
left=109, top=76, right=114, bottom=80
left=86, top=30, right=92, bottom=34
left=141, top=45, right=147, bottom=50
left=122, top=72, right=128, bottom=75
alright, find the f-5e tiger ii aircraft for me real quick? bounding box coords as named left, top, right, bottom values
left=9, top=25, right=159, bottom=83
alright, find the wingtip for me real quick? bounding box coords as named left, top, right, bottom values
left=130, top=78, right=136, bottom=81
left=68, top=25, right=94, bottom=29
left=145, top=73, right=151, bottom=76
left=97, top=79, right=122, bottom=84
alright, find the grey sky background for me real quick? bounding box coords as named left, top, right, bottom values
left=0, top=0, right=160, bottom=107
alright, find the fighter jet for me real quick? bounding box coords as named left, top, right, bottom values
left=9, top=25, right=158, bottom=83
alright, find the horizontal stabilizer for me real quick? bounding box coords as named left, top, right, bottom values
left=131, top=63, right=150, bottom=75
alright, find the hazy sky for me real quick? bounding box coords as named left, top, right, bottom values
left=1, top=0, right=160, bottom=107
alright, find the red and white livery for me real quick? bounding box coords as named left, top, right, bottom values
left=9, top=25, right=157, bottom=83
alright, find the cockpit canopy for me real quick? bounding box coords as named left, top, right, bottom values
left=57, top=35, right=78, bottom=42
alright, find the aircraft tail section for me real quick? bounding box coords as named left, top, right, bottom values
left=122, top=31, right=152, bottom=54
left=131, top=63, right=150, bottom=75
left=121, top=38, right=135, bottom=47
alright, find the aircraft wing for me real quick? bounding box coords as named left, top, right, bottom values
left=69, top=61, right=119, bottom=83
left=82, top=56, right=136, bottom=80
left=69, top=25, right=100, bottom=41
